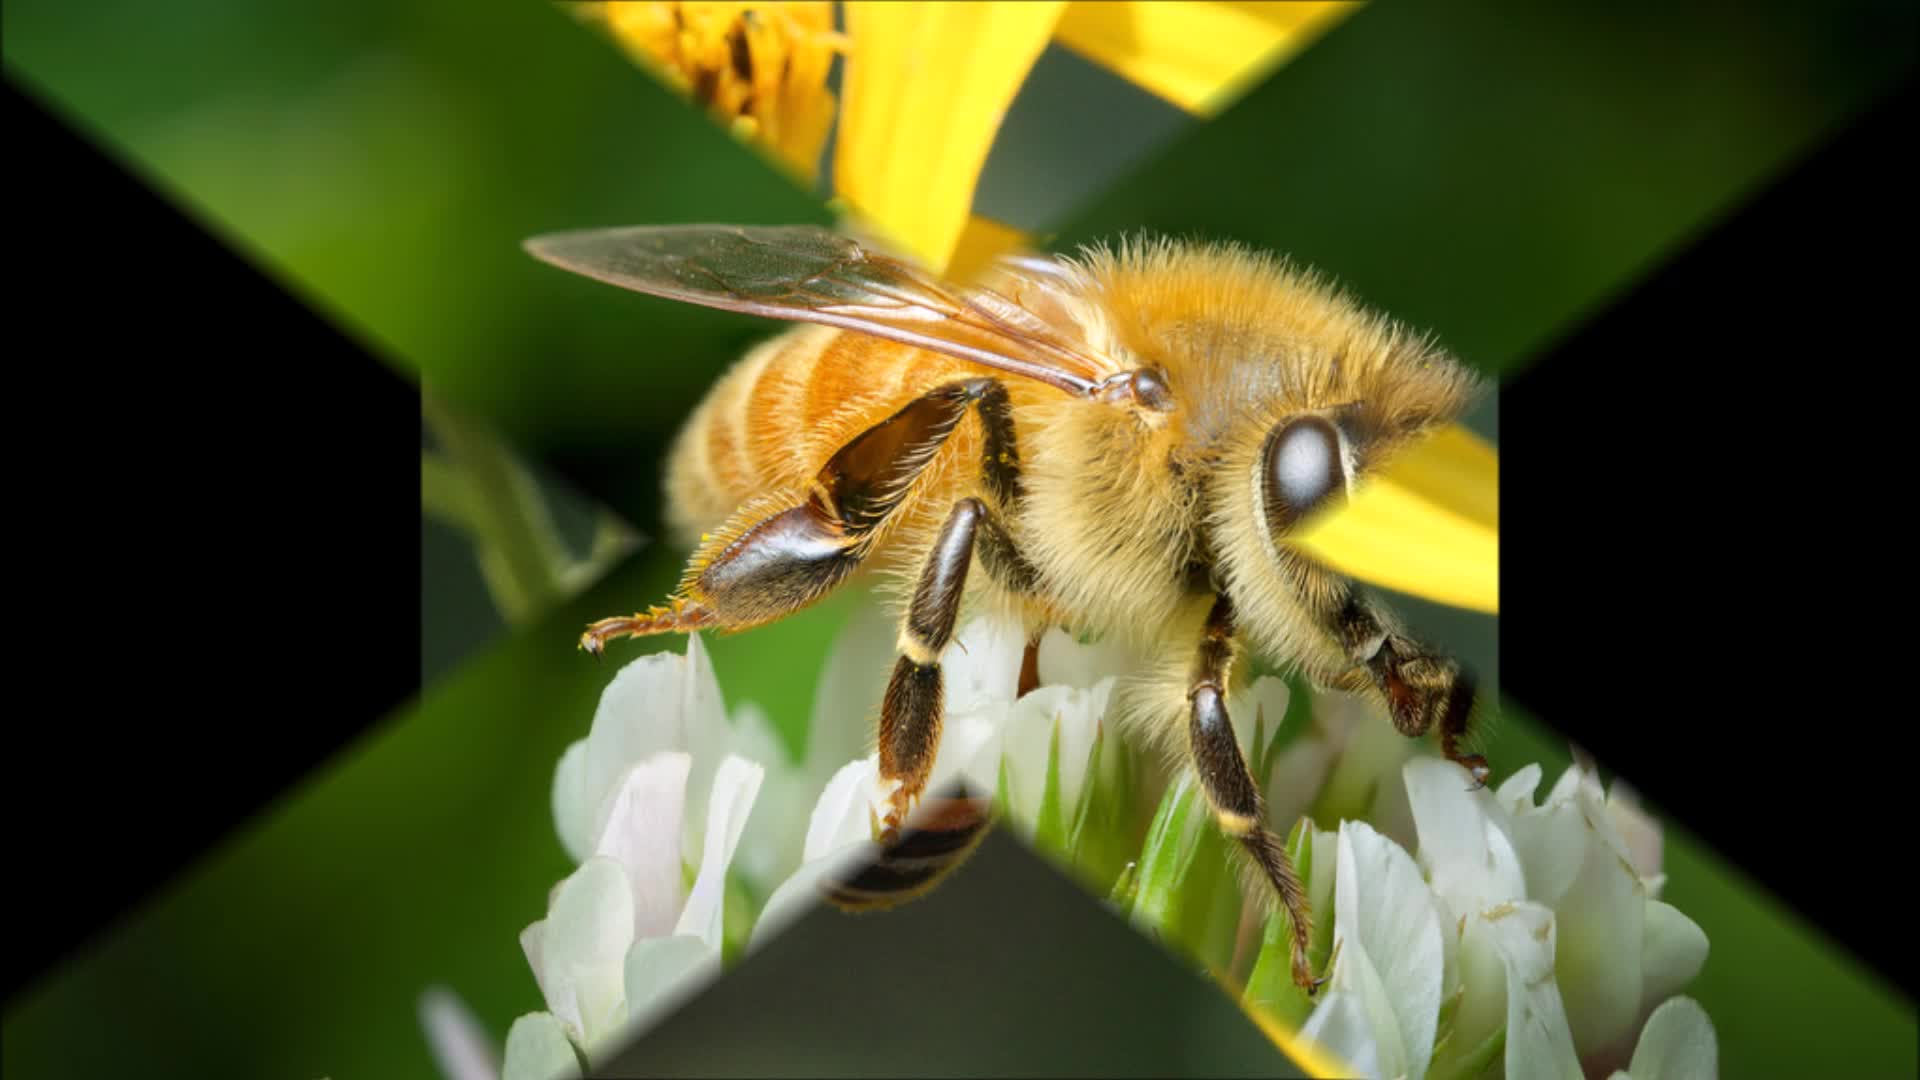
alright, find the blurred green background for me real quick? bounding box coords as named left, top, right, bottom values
left=6, top=0, right=1914, bottom=1077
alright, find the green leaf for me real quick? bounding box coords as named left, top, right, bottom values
left=1430, top=1022, right=1506, bottom=1080
left=1130, top=773, right=1243, bottom=975
left=1243, top=817, right=1320, bottom=1029
left=1109, top=859, right=1140, bottom=911
left=1257, top=670, right=1319, bottom=782
left=1032, top=716, right=1069, bottom=854
left=721, top=873, right=754, bottom=967
left=1066, top=719, right=1139, bottom=895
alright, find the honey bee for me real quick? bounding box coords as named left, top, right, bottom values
left=525, top=224, right=1487, bottom=990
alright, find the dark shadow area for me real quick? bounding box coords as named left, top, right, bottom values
left=608, top=831, right=1307, bottom=1078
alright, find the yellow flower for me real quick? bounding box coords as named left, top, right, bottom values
left=592, top=2, right=844, bottom=183
left=583, top=0, right=1497, bottom=615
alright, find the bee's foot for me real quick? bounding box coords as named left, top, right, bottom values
left=1292, top=951, right=1328, bottom=996
left=577, top=602, right=717, bottom=658
left=870, top=813, right=904, bottom=848
left=1450, top=753, right=1491, bottom=791
left=1301, top=938, right=1345, bottom=996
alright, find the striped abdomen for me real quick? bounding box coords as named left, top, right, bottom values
left=664, top=325, right=981, bottom=547
left=825, top=791, right=994, bottom=910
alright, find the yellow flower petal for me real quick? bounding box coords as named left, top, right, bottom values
left=835, top=1, right=1067, bottom=271
left=600, top=2, right=843, bottom=182
left=1053, top=1, right=1360, bottom=116
left=1291, top=423, right=1499, bottom=614
left=947, top=213, right=1034, bottom=282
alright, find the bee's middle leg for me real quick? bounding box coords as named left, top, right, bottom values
left=874, top=495, right=1027, bottom=838
left=1186, top=593, right=1321, bottom=991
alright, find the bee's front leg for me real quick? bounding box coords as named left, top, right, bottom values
left=1275, top=550, right=1488, bottom=789
left=1187, top=594, right=1322, bottom=993
left=1330, top=590, right=1486, bottom=788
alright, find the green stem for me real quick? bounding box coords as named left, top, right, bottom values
left=420, top=450, right=471, bottom=529
left=421, top=387, right=575, bottom=625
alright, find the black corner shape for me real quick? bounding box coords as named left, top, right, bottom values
left=1502, top=81, right=1915, bottom=1000
left=4, top=78, right=421, bottom=1004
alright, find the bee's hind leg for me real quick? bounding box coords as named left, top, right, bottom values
left=577, top=495, right=861, bottom=655
left=1188, top=593, right=1322, bottom=992
left=581, top=377, right=1017, bottom=657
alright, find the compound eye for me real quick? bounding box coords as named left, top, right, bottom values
left=1262, top=416, right=1346, bottom=530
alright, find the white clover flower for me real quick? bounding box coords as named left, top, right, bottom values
left=1607, top=996, right=1720, bottom=1080
left=1274, top=680, right=1428, bottom=849
left=514, top=750, right=761, bottom=1069
left=550, top=633, right=773, bottom=878
left=751, top=610, right=1146, bottom=943
left=771, top=614, right=1116, bottom=844
left=511, top=636, right=777, bottom=1074
left=1284, top=757, right=1716, bottom=1080
left=418, top=986, right=583, bottom=1080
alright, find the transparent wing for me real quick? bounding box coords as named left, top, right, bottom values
left=524, top=224, right=1114, bottom=397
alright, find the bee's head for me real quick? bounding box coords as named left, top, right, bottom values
left=1062, top=235, right=1482, bottom=648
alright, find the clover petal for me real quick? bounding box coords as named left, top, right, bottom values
left=999, top=680, right=1112, bottom=834
left=1640, top=900, right=1709, bottom=1008
left=590, top=753, right=693, bottom=939
left=501, top=1012, right=582, bottom=1080
left=622, top=934, right=721, bottom=1036
left=522, top=857, right=635, bottom=1045
left=806, top=599, right=897, bottom=771
left=551, top=740, right=593, bottom=863
left=1606, top=781, right=1665, bottom=886
left=1037, top=625, right=1139, bottom=690
left=1552, top=780, right=1648, bottom=1061
left=580, top=635, right=730, bottom=863
left=1462, top=901, right=1583, bottom=1080
left=1226, top=675, right=1292, bottom=774
left=728, top=700, right=813, bottom=894
left=943, top=613, right=1028, bottom=717
left=1404, top=756, right=1525, bottom=921
left=674, top=754, right=765, bottom=950
left=419, top=987, right=501, bottom=1080
left=1303, top=821, right=1445, bottom=1080
left=751, top=842, right=875, bottom=952
left=1503, top=768, right=1589, bottom=908
left=804, top=755, right=883, bottom=862
left=1621, top=996, right=1719, bottom=1080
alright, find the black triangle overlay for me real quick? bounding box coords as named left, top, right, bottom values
left=606, top=831, right=1310, bottom=1078
left=1503, top=83, right=1916, bottom=1001
left=4, top=78, right=420, bottom=1004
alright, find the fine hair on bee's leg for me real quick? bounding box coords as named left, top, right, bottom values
left=874, top=495, right=997, bottom=839
left=1330, top=585, right=1485, bottom=787
left=872, top=374, right=1036, bottom=836
left=827, top=378, right=1036, bottom=909
left=1186, top=593, right=1321, bottom=992
left=579, top=376, right=1018, bottom=655
left=1276, top=550, right=1488, bottom=788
